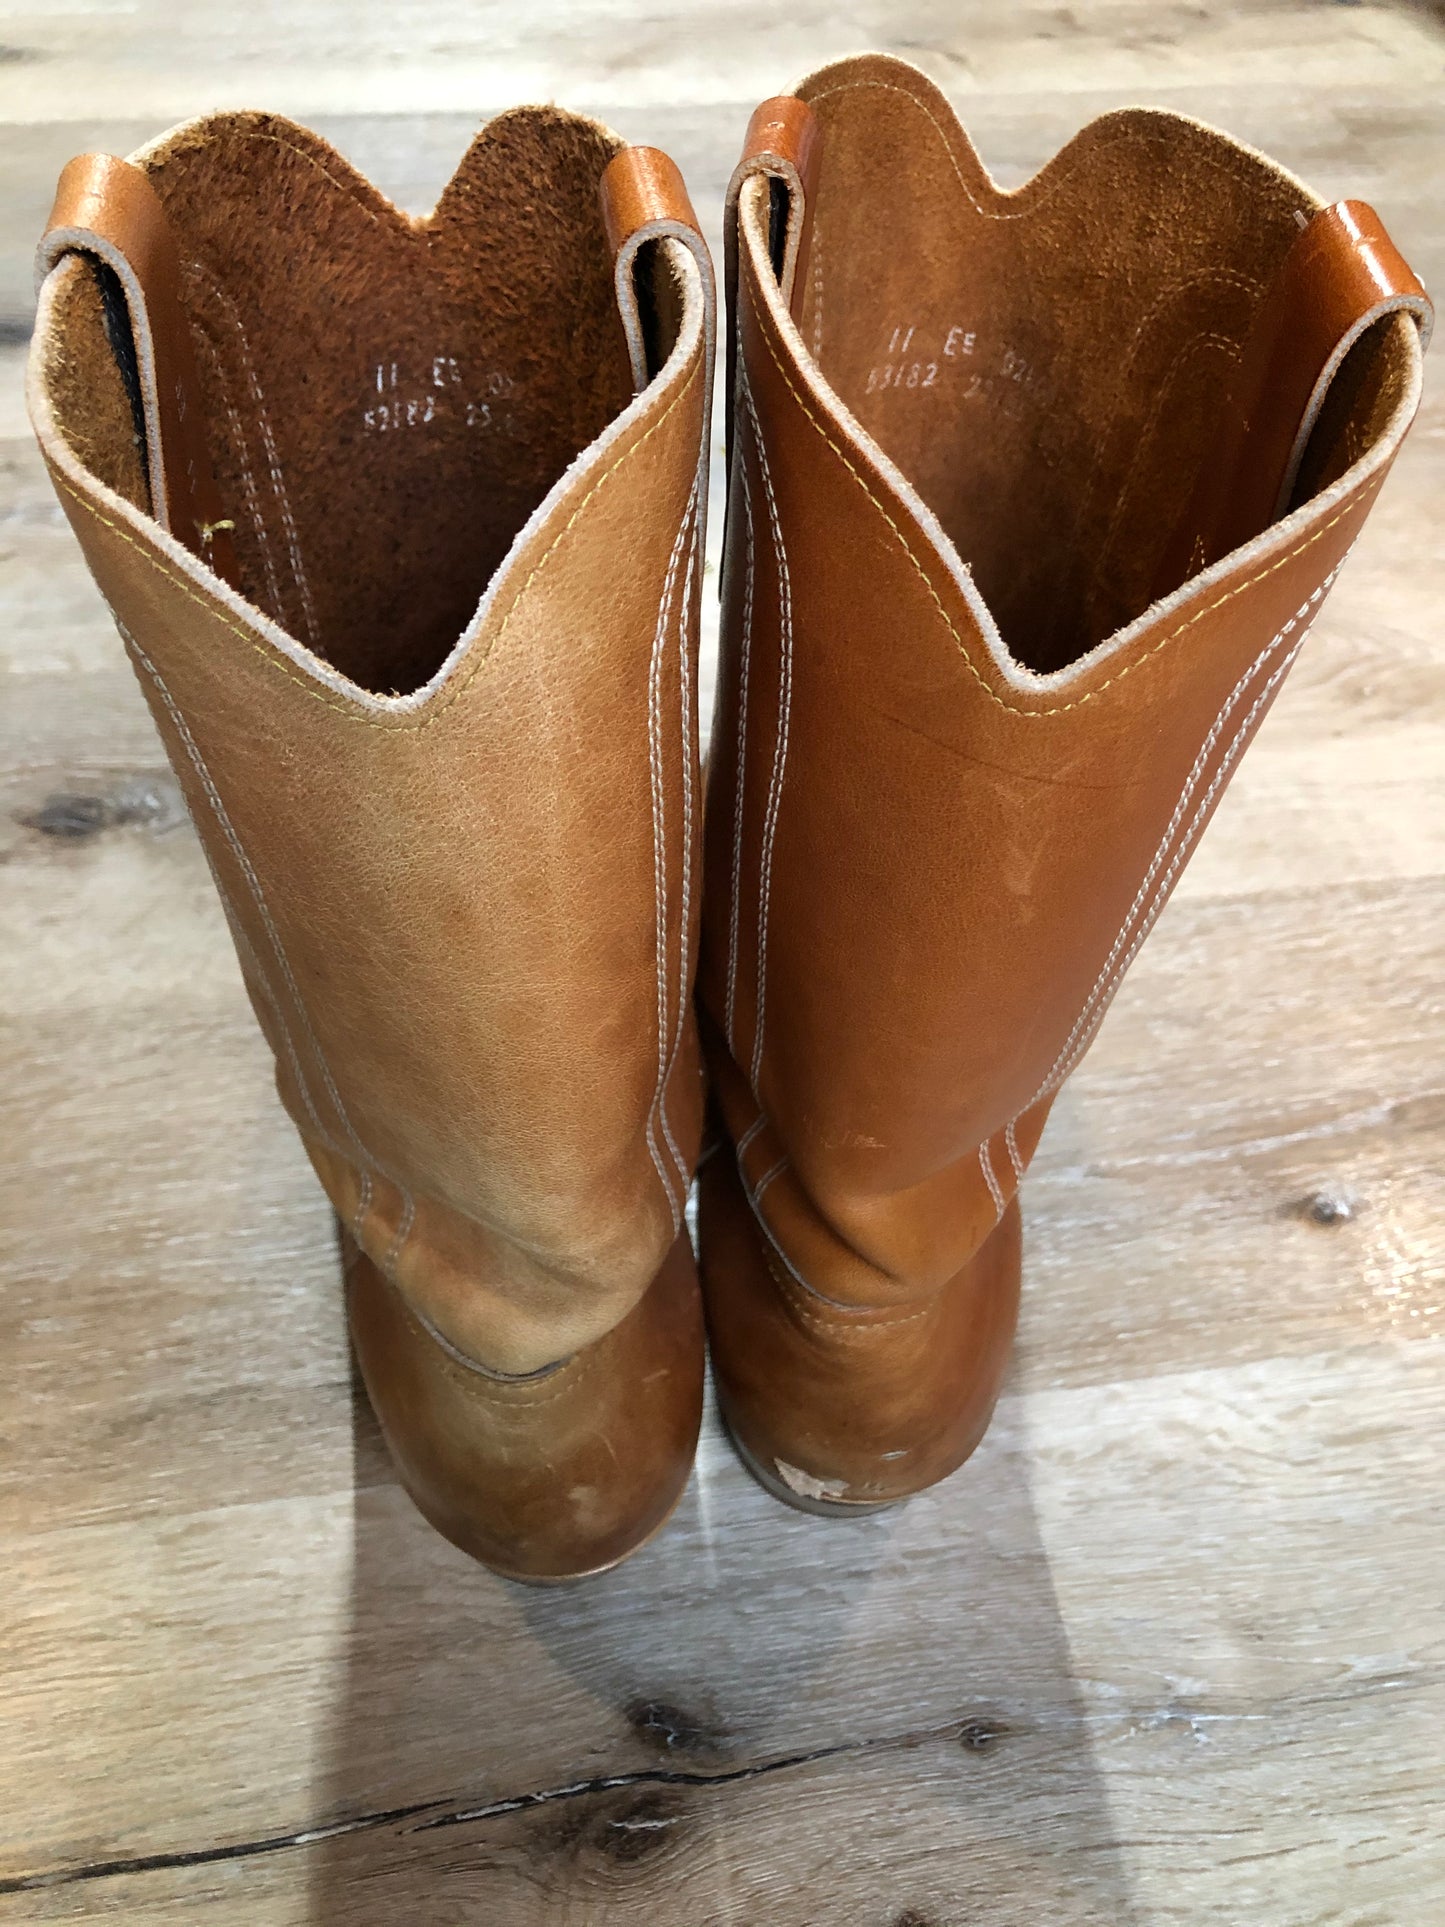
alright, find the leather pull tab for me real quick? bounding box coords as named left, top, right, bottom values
left=723, top=96, right=821, bottom=480
left=36, top=153, right=238, bottom=584
left=1157, top=198, right=1432, bottom=598
left=729, top=97, right=821, bottom=316
left=599, top=145, right=716, bottom=394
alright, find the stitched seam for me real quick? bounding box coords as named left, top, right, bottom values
left=1020, top=625, right=1313, bottom=1128
left=1039, top=619, right=1305, bottom=1084
left=754, top=1153, right=788, bottom=1198
left=1093, top=329, right=1243, bottom=589
left=393, top=1293, right=597, bottom=1408
left=214, top=876, right=356, bottom=1204
left=1098, top=269, right=1261, bottom=399
left=657, top=493, right=701, bottom=1194
left=736, top=1114, right=768, bottom=1158
left=188, top=265, right=321, bottom=648
left=1040, top=635, right=1304, bottom=1096
left=1073, top=272, right=1261, bottom=562
left=725, top=458, right=756, bottom=1050
left=648, top=504, right=683, bottom=1210
left=120, top=622, right=410, bottom=1232
left=1046, top=634, right=1308, bottom=1096
left=762, top=1251, right=937, bottom=1335
left=744, top=375, right=794, bottom=1091
left=226, top=129, right=386, bottom=223
left=734, top=1131, right=852, bottom=1308
left=225, top=903, right=336, bottom=1155
left=384, top=1192, right=416, bottom=1279
left=1018, top=562, right=1341, bottom=1116
left=742, top=268, right=1383, bottom=717
left=978, top=1139, right=1006, bottom=1222
left=1003, top=1120, right=1023, bottom=1184
left=191, top=322, right=289, bottom=623
left=246, top=362, right=320, bottom=651
left=53, top=357, right=700, bottom=729
left=740, top=1146, right=935, bottom=1326
left=353, top=1168, right=374, bottom=1244
left=645, top=497, right=695, bottom=1231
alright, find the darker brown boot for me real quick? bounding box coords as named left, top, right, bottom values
left=700, top=56, right=1430, bottom=1513
left=31, top=115, right=715, bottom=1579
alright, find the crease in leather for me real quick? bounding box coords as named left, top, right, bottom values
left=733, top=170, right=1408, bottom=716
left=699, top=53, right=1425, bottom=1311
left=31, top=108, right=713, bottom=1378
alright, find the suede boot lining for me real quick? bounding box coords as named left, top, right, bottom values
left=798, top=81, right=1413, bottom=673
left=41, top=107, right=637, bottom=698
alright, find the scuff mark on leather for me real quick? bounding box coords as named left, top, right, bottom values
left=774, top=1457, right=851, bottom=1502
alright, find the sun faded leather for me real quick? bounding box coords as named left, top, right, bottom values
left=700, top=54, right=1430, bottom=1512
left=31, top=111, right=713, bottom=1579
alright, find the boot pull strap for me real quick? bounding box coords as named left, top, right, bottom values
left=1158, top=198, right=1432, bottom=598
left=36, top=153, right=238, bottom=585
left=723, top=96, right=821, bottom=459
left=599, top=145, right=716, bottom=395
left=729, top=97, right=821, bottom=314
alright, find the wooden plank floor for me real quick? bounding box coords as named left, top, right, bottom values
left=2, top=5, right=1442, bottom=1921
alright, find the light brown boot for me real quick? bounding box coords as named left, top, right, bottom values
left=31, top=114, right=715, bottom=1580
left=700, top=56, right=1430, bottom=1513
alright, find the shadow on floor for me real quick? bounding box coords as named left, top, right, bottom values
left=303, top=1237, right=1138, bottom=1924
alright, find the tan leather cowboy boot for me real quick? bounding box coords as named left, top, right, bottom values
left=31, top=113, right=715, bottom=1579
left=700, top=54, right=1431, bottom=1514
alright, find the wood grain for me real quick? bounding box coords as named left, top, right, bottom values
left=1, top=4, right=1442, bottom=1921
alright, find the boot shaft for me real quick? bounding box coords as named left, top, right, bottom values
left=31, top=113, right=715, bottom=1373
left=702, top=55, right=1429, bottom=1296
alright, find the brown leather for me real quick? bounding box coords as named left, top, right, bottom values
left=733, top=96, right=821, bottom=319
left=724, top=97, right=821, bottom=469
left=1156, top=198, right=1433, bottom=598
left=38, top=153, right=239, bottom=585
left=346, top=1229, right=703, bottom=1582
left=600, top=144, right=703, bottom=261
left=30, top=112, right=714, bottom=1578
left=600, top=145, right=717, bottom=515
left=700, top=53, right=1430, bottom=1510
left=702, top=1150, right=1019, bottom=1510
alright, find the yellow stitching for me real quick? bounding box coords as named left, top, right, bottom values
left=51, top=356, right=701, bottom=731
left=743, top=269, right=1383, bottom=719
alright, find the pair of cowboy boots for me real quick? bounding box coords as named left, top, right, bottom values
left=31, top=57, right=1430, bottom=1580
